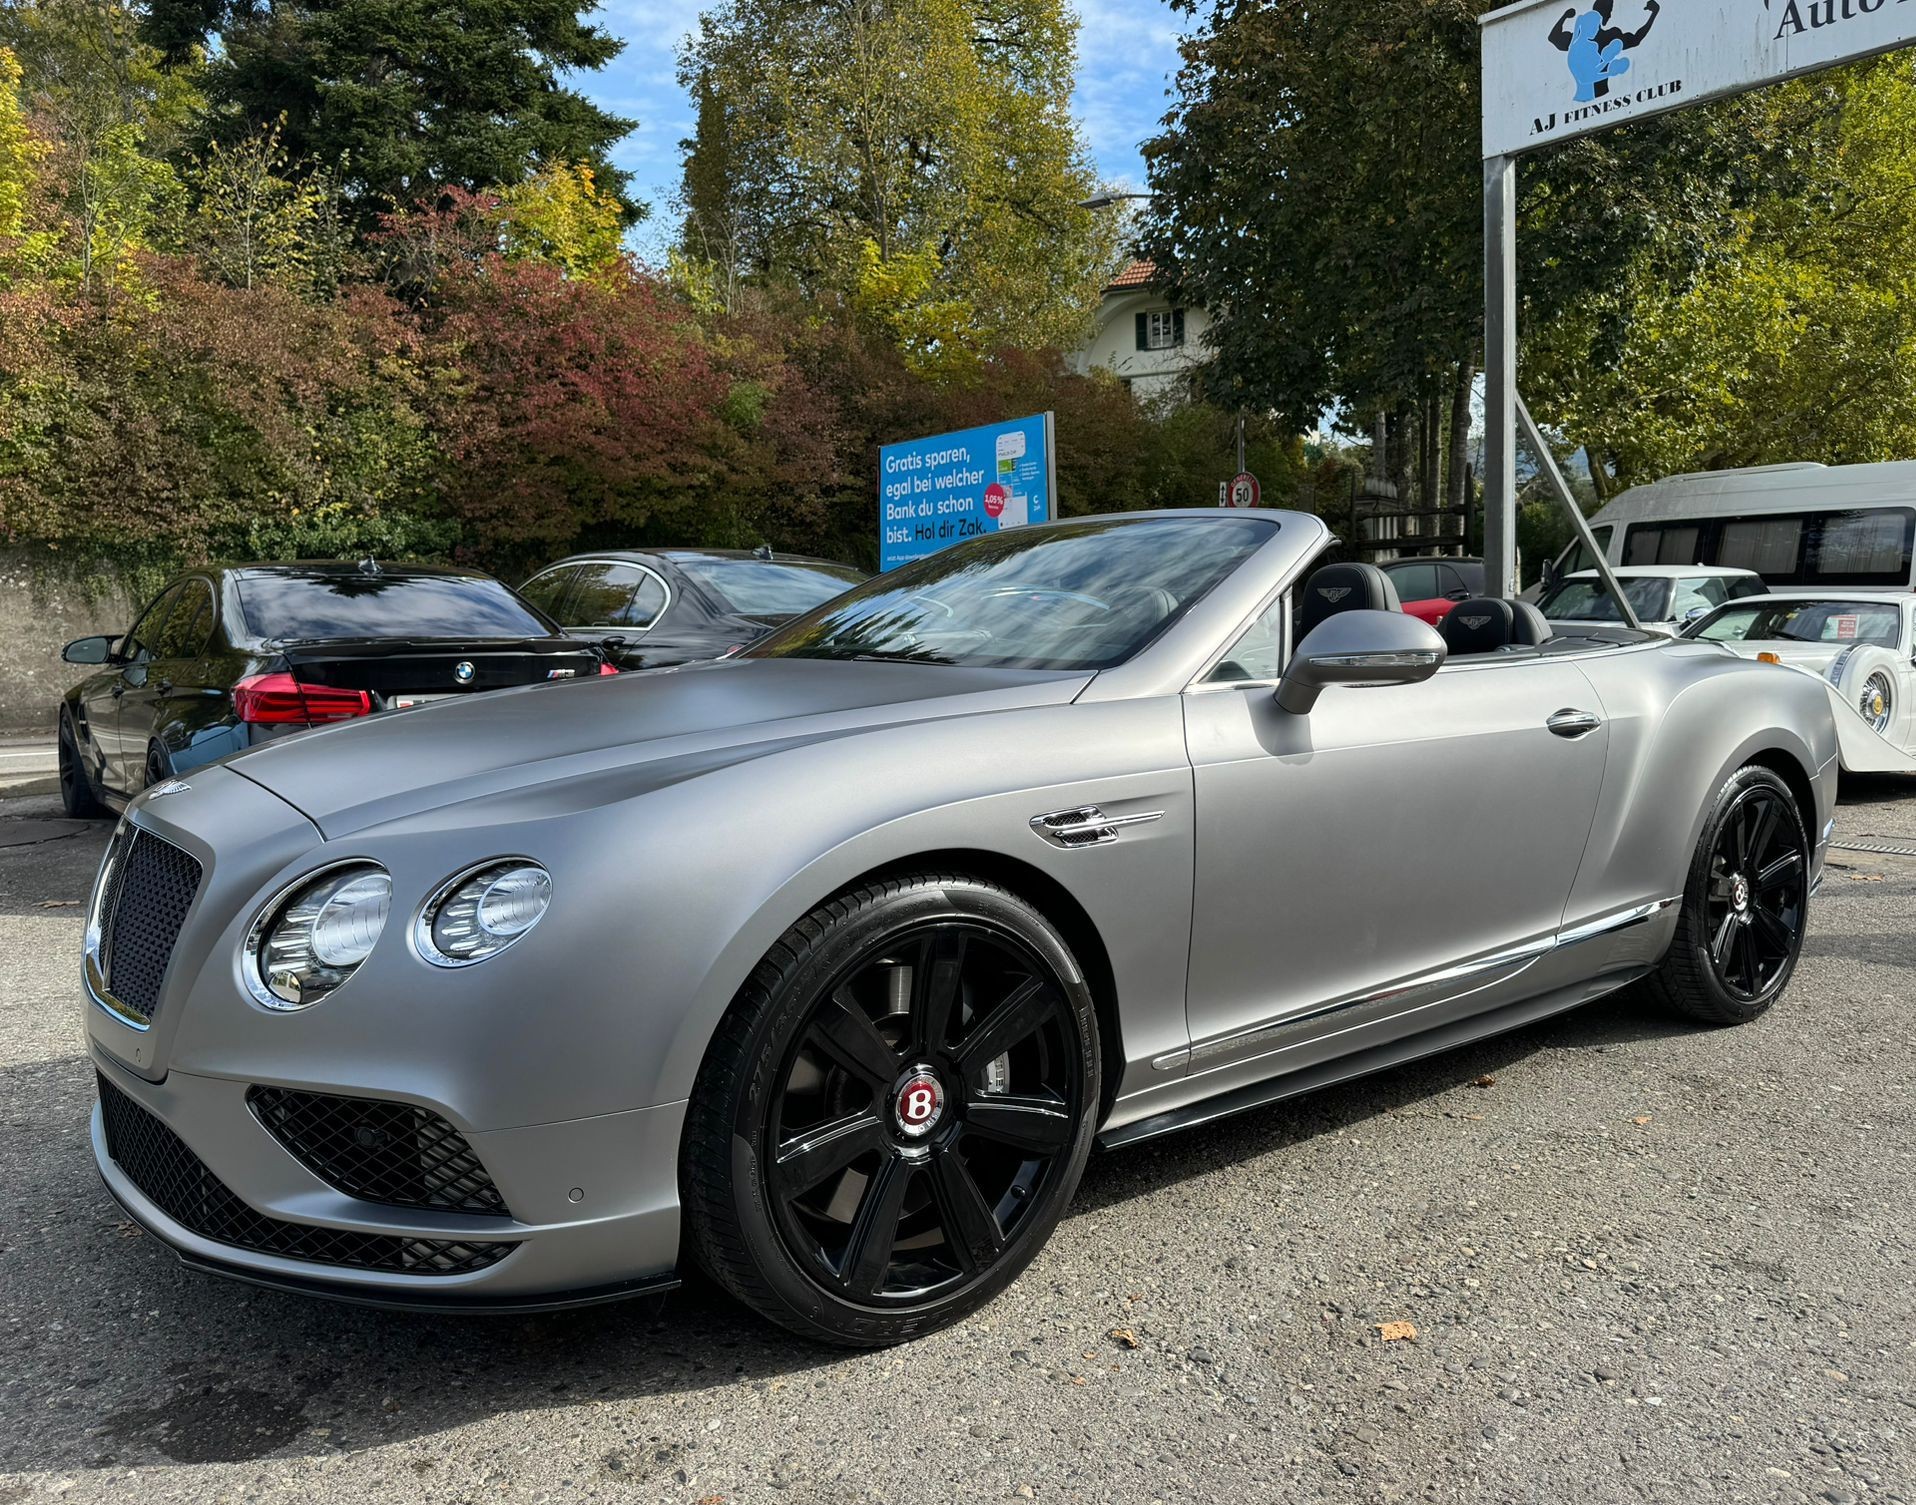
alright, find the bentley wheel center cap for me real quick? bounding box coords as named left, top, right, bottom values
left=1731, top=874, right=1751, bottom=913
left=893, top=1068, right=946, bottom=1139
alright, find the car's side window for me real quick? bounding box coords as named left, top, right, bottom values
left=156, top=580, right=214, bottom=659
left=626, top=572, right=669, bottom=629
left=520, top=565, right=581, bottom=623
left=122, top=585, right=182, bottom=663
left=1674, top=577, right=1729, bottom=617
left=1205, top=593, right=1287, bottom=685
left=569, top=563, right=645, bottom=626
left=1388, top=563, right=1440, bottom=602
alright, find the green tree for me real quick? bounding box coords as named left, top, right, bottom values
left=497, top=161, right=627, bottom=280
left=1142, top=0, right=1784, bottom=508
left=678, top=0, right=1120, bottom=368
left=185, top=121, right=343, bottom=293
left=142, top=0, right=640, bottom=227
left=0, top=47, right=57, bottom=281
left=1529, top=60, right=1916, bottom=485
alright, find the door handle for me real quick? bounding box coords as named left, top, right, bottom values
left=110, top=683, right=126, bottom=698
left=1547, top=709, right=1603, bottom=739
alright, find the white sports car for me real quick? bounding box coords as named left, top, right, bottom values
left=1686, top=593, right=1916, bottom=773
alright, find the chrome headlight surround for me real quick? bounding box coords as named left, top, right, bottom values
left=242, top=861, right=393, bottom=1012
left=413, top=859, right=553, bottom=969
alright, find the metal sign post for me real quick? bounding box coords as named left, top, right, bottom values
left=1478, top=0, right=1916, bottom=600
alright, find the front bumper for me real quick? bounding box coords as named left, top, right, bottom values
left=91, top=1050, right=686, bottom=1310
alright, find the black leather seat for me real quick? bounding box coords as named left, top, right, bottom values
left=1440, top=597, right=1554, bottom=655
left=1298, top=563, right=1402, bottom=637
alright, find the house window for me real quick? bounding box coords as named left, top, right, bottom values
left=1135, top=308, right=1186, bottom=351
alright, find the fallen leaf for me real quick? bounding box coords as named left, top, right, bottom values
left=1070, top=1375, right=1087, bottom=1386
left=1110, top=1328, right=1141, bottom=1350
left=1375, top=1320, right=1417, bottom=1342
left=1631, top=1116, right=1653, bottom=1125
left=37, top=900, right=80, bottom=909
left=694, top=1496, right=727, bottom=1505
left=1473, top=1075, right=1496, bottom=1088
left=1849, top=873, right=1885, bottom=883
left=112, top=1221, right=142, bottom=1239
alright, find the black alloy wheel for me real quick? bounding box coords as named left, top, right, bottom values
left=1648, top=764, right=1810, bottom=1025
left=145, top=744, right=172, bottom=791
left=683, top=874, right=1100, bottom=1345
left=1701, top=781, right=1809, bottom=1001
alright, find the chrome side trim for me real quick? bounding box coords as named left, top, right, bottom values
left=83, top=820, right=148, bottom=1032
left=1029, top=806, right=1164, bottom=849
left=1554, top=895, right=1680, bottom=948
left=1156, top=896, right=1684, bottom=1075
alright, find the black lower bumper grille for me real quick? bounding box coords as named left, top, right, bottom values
left=248, top=1086, right=510, bottom=1216
left=97, top=1076, right=514, bottom=1276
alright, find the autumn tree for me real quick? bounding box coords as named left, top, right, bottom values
left=677, top=0, right=1121, bottom=369
left=142, top=0, right=640, bottom=228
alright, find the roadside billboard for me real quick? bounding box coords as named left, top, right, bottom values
left=879, top=413, right=1056, bottom=572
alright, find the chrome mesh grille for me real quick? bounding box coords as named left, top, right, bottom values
left=248, top=1087, right=510, bottom=1216
left=97, top=826, right=202, bottom=1023
left=98, top=1076, right=514, bottom=1276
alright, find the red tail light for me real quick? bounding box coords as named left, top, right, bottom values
left=233, top=672, right=373, bottom=725
left=598, top=661, right=619, bottom=676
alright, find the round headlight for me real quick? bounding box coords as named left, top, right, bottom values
left=246, top=863, right=392, bottom=1011
left=416, top=861, right=551, bottom=967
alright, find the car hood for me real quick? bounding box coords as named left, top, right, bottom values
left=225, top=657, right=1092, bottom=837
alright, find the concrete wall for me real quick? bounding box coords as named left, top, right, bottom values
left=0, top=553, right=141, bottom=735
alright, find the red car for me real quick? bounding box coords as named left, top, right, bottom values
left=1379, top=556, right=1485, bottom=625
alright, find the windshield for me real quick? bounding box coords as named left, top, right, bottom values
left=746, top=515, right=1275, bottom=671
left=237, top=574, right=553, bottom=643
left=677, top=558, right=867, bottom=617
left=1538, top=576, right=1673, bottom=623
left=1694, top=599, right=1903, bottom=648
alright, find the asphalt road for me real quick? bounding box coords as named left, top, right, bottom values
left=2, top=779, right=1912, bottom=1505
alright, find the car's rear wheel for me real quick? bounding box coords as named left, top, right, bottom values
left=1858, top=670, right=1894, bottom=736
left=58, top=714, right=106, bottom=819
left=1646, top=765, right=1810, bottom=1025
left=144, top=743, right=172, bottom=791
left=681, top=873, right=1100, bottom=1346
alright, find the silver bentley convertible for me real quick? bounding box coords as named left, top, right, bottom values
left=82, top=511, right=1839, bottom=1345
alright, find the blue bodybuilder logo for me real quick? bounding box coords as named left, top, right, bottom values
left=1549, top=0, right=1662, bottom=102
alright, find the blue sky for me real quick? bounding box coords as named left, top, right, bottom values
left=586, top=0, right=1191, bottom=259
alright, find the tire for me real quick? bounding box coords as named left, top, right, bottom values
left=1645, top=765, right=1810, bottom=1026
left=144, top=742, right=172, bottom=791
left=681, top=872, right=1101, bottom=1347
left=57, top=714, right=107, bottom=820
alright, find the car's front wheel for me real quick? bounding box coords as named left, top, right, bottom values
left=1646, top=764, right=1810, bottom=1025
left=682, top=873, right=1100, bottom=1346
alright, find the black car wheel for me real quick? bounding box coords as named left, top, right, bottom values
left=58, top=714, right=107, bottom=819
left=682, top=873, right=1099, bottom=1346
left=144, top=743, right=173, bottom=791
left=1647, top=765, right=1810, bottom=1025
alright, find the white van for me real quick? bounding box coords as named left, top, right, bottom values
left=1550, top=461, right=1916, bottom=593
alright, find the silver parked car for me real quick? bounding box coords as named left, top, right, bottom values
left=83, top=511, right=1838, bottom=1345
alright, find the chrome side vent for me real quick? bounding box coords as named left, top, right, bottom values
left=1029, top=806, right=1164, bottom=849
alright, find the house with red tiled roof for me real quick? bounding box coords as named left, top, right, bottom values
left=1067, top=258, right=1210, bottom=403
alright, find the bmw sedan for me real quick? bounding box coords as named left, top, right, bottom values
left=518, top=549, right=868, bottom=670
left=58, top=562, right=610, bottom=816
left=82, top=512, right=1837, bottom=1345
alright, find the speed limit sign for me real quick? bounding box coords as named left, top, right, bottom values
left=1226, top=471, right=1261, bottom=508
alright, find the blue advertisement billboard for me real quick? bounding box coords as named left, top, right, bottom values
left=878, top=412, right=1056, bottom=571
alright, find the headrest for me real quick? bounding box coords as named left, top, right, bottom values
left=1509, top=600, right=1553, bottom=646
left=1440, top=597, right=1516, bottom=655
left=1299, top=563, right=1402, bottom=637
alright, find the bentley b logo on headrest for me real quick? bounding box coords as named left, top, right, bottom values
left=1459, top=614, right=1493, bottom=630
left=1318, top=586, right=1352, bottom=603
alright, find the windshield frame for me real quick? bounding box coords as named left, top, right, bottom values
left=743, top=514, right=1282, bottom=673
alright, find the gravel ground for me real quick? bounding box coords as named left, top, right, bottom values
left=1, top=779, right=1911, bottom=1505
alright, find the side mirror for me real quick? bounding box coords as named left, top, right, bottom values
left=62, top=635, right=117, bottom=665
left=1540, top=557, right=1560, bottom=589
left=1276, top=611, right=1447, bottom=716
left=1683, top=605, right=1710, bottom=623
